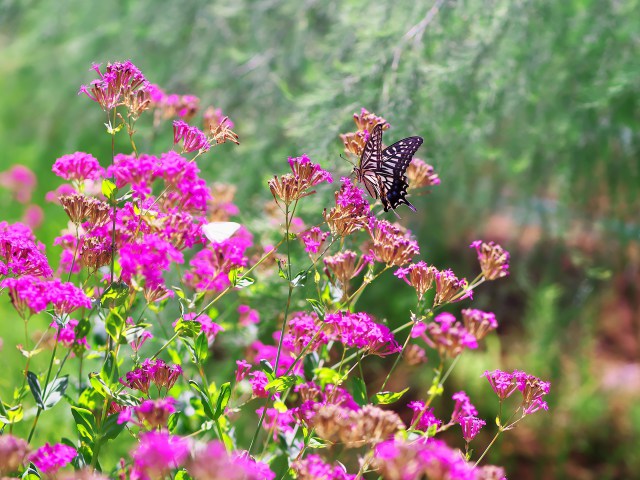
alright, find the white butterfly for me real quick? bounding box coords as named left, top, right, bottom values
left=202, top=221, right=241, bottom=243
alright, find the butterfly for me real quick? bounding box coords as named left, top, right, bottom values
left=202, top=221, right=241, bottom=243
left=353, top=123, right=423, bottom=212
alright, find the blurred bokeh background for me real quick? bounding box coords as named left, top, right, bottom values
left=1, top=0, right=639, bottom=478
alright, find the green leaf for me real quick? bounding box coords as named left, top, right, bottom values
left=0, top=402, right=23, bottom=424
left=89, top=373, right=113, bottom=398
left=101, top=178, right=117, bottom=201
left=303, top=351, right=319, bottom=380
left=306, top=298, right=325, bottom=319
left=71, top=406, right=96, bottom=443
left=167, top=412, right=180, bottom=432
left=174, top=319, right=202, bottom=338
left=101, top=351, right=120, bottom=387
left=259, top=360, right=274, bottom=375
left=104, top=311, right=125, bottom=342
left=235, top=276, right=255, bottom=289
left=174, top=469, right=193, bottom=480
left=314, top=367, right=342, bottom=388
left=42, top=375, right=69, bottom=410
left=291, top=270, right=308, bottom=287
left=26, top=371, right=44, bottom=410
left=101, top=413, right=126, bottom=440
left=78, top=387, right=105, bottom=411
left=100, top=282, right=129, bottom=308
left=195, top=332, right=209, bottom=364
left=189, top=380, right=215, bottom=420
left=21, top=463, right=40, bottom=480
left=74, top=317, right=91, bottom=339
left=372, top=387, right=410, bottom=405
left=213, top=382, right=231, bottom=420
left=426, top=423, right=438, bottom=438
left=228, top=267, right=242, bottom=286
left=349, top=377, right=368, bottom=407
left=265, top=375, right=298, bottom=393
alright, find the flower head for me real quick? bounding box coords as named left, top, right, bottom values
left=300, top=226, right=330, bottom=255
left=368, top=218, right=419, bottom=267
left=187, top=440, right=274, bottom=480
left=395, top=261, right=438, bottom=300
left=451, top=391, right=478, bottom=423
left=423, top=312, right=478, bottom=358
left=269, top=155, right=332, bottom=207
left=407, top=158, right=440, bottom=190
left=433, top=268, right=471, bottom=306
left=461, top=308, right=498, bottom=340
left=483, top=370, right=518, bottom=401
left=470, top=240, right=510, bottom=280
left=0, top=165, right=36, bottom=203
left=0, top=221, right=52, bottom=277
left=460, top=416, right=486, bottom=442
left=131, top=431, right=189, bottom=479
left=119, top=397, right=176, bottom=429
left=173, top=120, right=211, bottom=153
left=59, top=194, right=111, bottom=226
left=0, top=434, right=30, bottom=475
left=293, top=455, right=355, bottom=480
left=408, top=401, right=441, bottom=432
left=324, top=250, right=371, bottom=297
left=29, top=443, right=76, bottom=475
left=323, top=177, right=371, bottom=236
left=324, top=311, right=401, bottom=356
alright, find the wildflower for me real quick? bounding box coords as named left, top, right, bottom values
left=340, top=129, right=370, bottom=157
left=79, top=61, right=149, bottom=114
left=204, top=106, right=239, bottom=145
left=128, top=325, right=153, bottom=353
left=324, top=250, right=371, bottom=296
left=395, top=261, right=438, bottom=301
left=294, top=383, right=360, bottom=426
left=238, top=305, right=260, bottom=326
left=29, top=443, right=77, bottom=475
left=461, top=308, right=498, bottom=340
left=79, top=235, right=112, bottom=271
left=352, top=107, right=389, bottom=134
left=1, top=276, right=50, bottom=317
left=47, top=278, right=92, bottom=316
left=256, top=406, right=295, bottom=440
left=52, top=152, right=105, bottom=182
left=60, top=470, right=109, bottom=480
left=374, top=438, right=476, bottom=480
left=157, top=152, right=212, bottom=213
left=476, top=465, right=507, bottom=480
left=120, top=234, right=184, bottom=292
left=121, top=359, right=182, bottom=394
left=173, top=120, right=211, bottom=153
left=483, top=370, right=518, bottom=401
left=324, top=311, right=401, bottom=356
left=433, top=268, right=471, bottom=306
left=406, top=158, right=440, bottom=190
left=300, top=226, right=330, bottom=255
left=249, top=371, right=269, bottom=398
left=0, top=221, right=52, bottom=277
left=178, top=312, right=223, bottom=341
left=451, top=391, right=478, bottom=422
left=251, top=335, right=299, bottom=376
left=235, top=359, right=252, bottom=383
left=513, top=370, right=550, bottom=415
left=119, top=397, right=176, bottom=429
left=0, top=164, right=36, bottom=203
left=287, top=311, right=329, bottom=354
left=184, top=236, right=251, bottom=292
left=470, top=240, right=510, bottom=280
left=107, top=153, right=158, bottom=198
left=59, top=194, right=110, bottom=226
left=187, top=440, right=274, bottom=480
left=269, top=155, right=332, bottom=207
left=293, top=455, right=355, bottom=480
left=404, top=344, right=427, bottom=366
left=423, top=312, right=478, bottom=358
left=0, top=434, right=29, bottom=475
left=368, top=218, right=420, bottom=267
left=131, top=431, right=189, bottom=479
left=54, top=318, right=89, bottom=353
left=460, top=416, right=486, bottom=442
left=407, top=401, right=441, bottom=432
left=22, top=205, right=44, bottom=230
left=312, top=404, right=403, bottom=448
left=323, top=177, right=370, bottom=236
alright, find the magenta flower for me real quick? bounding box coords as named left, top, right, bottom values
left=249, top=371, right=269, bottom=398
left=1, top=276, right=50, bottom=317
left=256, top=406, right=295, bottom=440
left=120, top=359, right=183, bottom=394
left=461, top=308, right=498, bottom=340
left=0, top=221, right=52, bottom=277
left=407, top=401, right=442, bottom=432
left=29, top=443, right=76, bottom=475
left=288, top=154, right=333, bottom=186
left=131, top=431, right=189, bottom=479
left=157, top=152, right=212, bottom=213
left=451, top=391, right=478, bottom=423
left=47, top=278, right=92, bottom=315
left=0, top=165, right=36, bottom=203
left=483, top=369, right=518, bottom=400
left=52, top=152, right=105, bottom=182
left=0, top=434, right=30, bottom=475
left=324, top=311, right=401, bottom=356
left=299, top=226, right=330, bottom=254
left=251, top=335, right=299, bottom=376
left=460, top=416, right=486, bottom=442
left=238, top=304, right=260, bottom=326
left=293, top=455, right=355, bottom=480
left=513, top=370, right=551, bottom=415
left=120, top=397, right=176, bottom=429
left=120, top=234, right=184, bottom=291
left=79, top=61, right=149, bottom=111
left=53, top=318, right=88, bottom=350
left=187, top=440, right=274, bottom=480
left=107, top=153, right=159, bottom=197
left=173, top=120, right=210, bottom=153
left=286, top=311, right=329, bottom=354
left=184, top=236, right=251, bottom=292
left=235, top=359, right=252, bottom=383
left=470, top=240, right=510, bottom=280
left=421, top=312, right=478, bottom=358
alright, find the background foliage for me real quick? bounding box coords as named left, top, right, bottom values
left=1, top=0, right=638, bottom=478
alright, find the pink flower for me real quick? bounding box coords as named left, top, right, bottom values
left=131, top=431, right=189, bottom=479
left=293, top=455, right=355, bottom=480
left=299, top=226, right=330, bottom=254
left=422, top=312, right=478, bottom=358
left=79, top=61, right=149, bottom=111
left=255, top=407, right=295, bottom=440
left=459, top=416, right=486, bottom=442
left=187, top=440, right=274, bottom=480
left=0, top=221, right=52, bottom=277
left=0, top=165, right=36, bottom=203
left=173, top=120, right=210, bottom=153
left=324, top=311, right=401, bottom=356
left=1, top=276, right=50, bottom=316
left=249, top=371, right=269, bottom=398
left=407, top=401, right=441, bottom=432
left=52, top=152, right=105, bottom=182
left=29, top=443, right=76, bottom=475
left=451, top=391, right=478, bottom=423
left=120, top=234, right=184, bottom=291
left=235, top=360, right=252, bottom=383
left=22, top=205, right=44, bottom=230
left=470, top=240, right=510, bottom=281
left=238, top=305, right=260, bottom=326
left=483, top=370, right=518, bottom=400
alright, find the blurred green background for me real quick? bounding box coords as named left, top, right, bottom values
left=1, top=0, right=639, bottom=478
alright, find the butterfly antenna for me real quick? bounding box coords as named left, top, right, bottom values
left=340, top=153, right=356, bottom=168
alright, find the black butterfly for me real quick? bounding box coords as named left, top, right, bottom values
left=353, top=123, right=423, bottom=212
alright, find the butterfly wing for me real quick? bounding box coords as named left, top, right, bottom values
left=202, top=221, right=241, bottom=243
left=356, top=124, right=384, bottom=199
left=378, top=136, right=423, bottom=212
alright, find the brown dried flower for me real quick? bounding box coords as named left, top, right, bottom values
left=0, top=434, right=29, bottom=475
left=368, top=219, right=419, bottom=267
left=60, top=194, right=110, bottom=226
left=406, top=158, right=440, bottom=190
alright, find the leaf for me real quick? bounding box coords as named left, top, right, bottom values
left=26, top=372, right=44, bottom=410
left=78, top=387, right=105, bottom=411
left=42, top=375, right=69, bottom=410
left=101, top=178, right=117, bottom=201
left=71, top=406, right=96, bottom=444
left=89, top=373, right=113, bottom=398
left=235, top=276, right=255, bottom=289
left=314, top=367, right=343, bottom=388
left=104, top=311, right=125, bottom=342
left=174, top=319, right=202, bottom=338
left=265, top=375, right=298, bottom=393
left=259, top=360, right=274, bottom=375
left=303, top=351, right=319, bottom=380
left=306, top=298, right=325, bottom=319
left=167, top=412, right=180, bottom=432
left=100, top=413, right=126, bottom=441
left=101, top=351, right=120, bottom=387
left=372, top=388, right=410, bottom=405
left=349, top=377, right=368, bottom=407
left=21, top=463, right=40, bottom=480
left=189, top=380, right=215, bottom=420
left=213, top=382, right=231, bottom=420
left=174, top=470, right=193, bottom=480
left=291, top=270, right=308, bottom=287
left=100, top=282, right=129, bottom=308
left=74, top=317, right=91, bottom=339
left=195, top=332, right=209, bottom=364
left=0, top=402, right=23, bottom=424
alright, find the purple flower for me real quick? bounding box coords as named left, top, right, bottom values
left=238, top=304, right=260, bottom=326
left=461, top=308, right=498, bottom=340
left=324, top=311, right=401, bottom=356
left=451, top=391, right=478, bottom=423
left=249, top=371, right=269, bottom=398
left=29, top=443, right=76, bottom=474
left=107, top=153, right=159, bottom=197
left=422, top=313, right=478, bottom=358
left=288, top=155, right=333, bottom=186
left=336, top=176, right=368, bottom=210
left=52, top=152, right=105, bottom=182
left=157, top=152, right=212, bottom=213
left=131, top=431, right=189, bottom=479
left=299, top=226, right=330, bottom=254
left=1, top=275, right=50, bottom=316
left=256, top=407, right=295, bottom=440
left=173, top=120, right=210, bottom=153
left=46, top=278, right=92, bottom=315
left=187, top=440, right=274, bottom=480
left=407, top=401, right=442, bottom=432
left=179, top=312, right=223, bottom=341
left=0, top=221, right=52, bottom=277
left=235, top=360, right=252, bottom=383
left=120, top=234, right=184, bottom=292
left=286, top=311, right=329, bottom=354
left=483, top=370, right=518, bottom=400
left=293, top=455, right=355, bottom=480
left=79, top=61, right=149, bottom=112
left=460, top=416, right=486, bottom=442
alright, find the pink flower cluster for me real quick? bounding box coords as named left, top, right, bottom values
left=120, top=359, right=183, bottom=395
left=484, top=369, right=550, bottom=415
left=0, top=222, right=52, bottom=277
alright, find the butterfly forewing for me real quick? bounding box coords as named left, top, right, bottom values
left=355, top=124, right=383, bottom=190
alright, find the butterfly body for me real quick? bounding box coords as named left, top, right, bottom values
left=354, top=124, right=423, bottom=212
